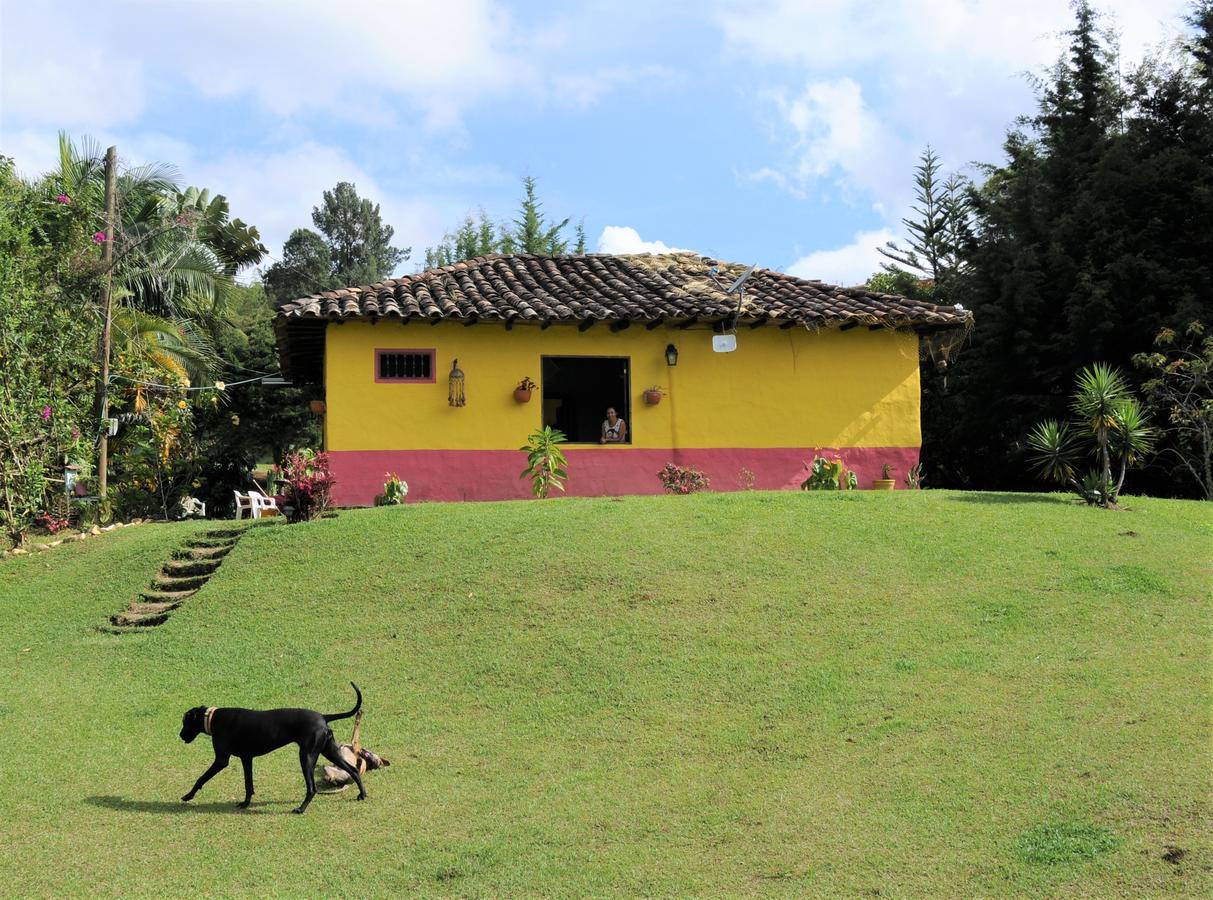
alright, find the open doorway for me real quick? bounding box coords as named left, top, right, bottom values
left=541, top=356, right=631, bottom=444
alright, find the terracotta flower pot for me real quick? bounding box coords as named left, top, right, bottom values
left=309, top=399, right=326, bottom=415
left=514, top=388, right=532, bottom=403
left=871, top=479, right=896, bottom=491
left=644, top=390, right=663, bottom=406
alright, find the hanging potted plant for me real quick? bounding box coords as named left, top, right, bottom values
left=872, top=463, right=896, bottom=491
left=644, top=386, right=664, bottom=406
left=514, top=377, right=537, bottom=403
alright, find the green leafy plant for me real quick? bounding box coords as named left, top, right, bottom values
left=881, top=463, right=895, bottom=480
left=1027, top=364, right=1156, bottom=506
left=1133, top=323, right=1212, bottom=500
left=516, top=377, right=537, bottom=392
left=519, top=427, right=568, bottom=499
left=381, top=472, right=408, bottom=505
left=904, top=462, right=924, bottom=490
left=800, top=456, right=857, bottom=491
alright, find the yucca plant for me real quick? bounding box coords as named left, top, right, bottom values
left=1027, top=364, right=1156, bottom=506
left=519, top=426, right=568, bottom=499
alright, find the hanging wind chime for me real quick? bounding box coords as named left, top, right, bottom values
left=448, top=358, right=466, bottom=407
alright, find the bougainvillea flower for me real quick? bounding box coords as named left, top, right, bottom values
left=55, top=194, right=71, bottom=204
left=93, top=231, right=108, bottom=244
left=41, top=406, right=52, bottom=420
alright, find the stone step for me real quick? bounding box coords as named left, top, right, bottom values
left=151, top=573, right=209, bottom=592
left=139, top=588, right=198, bottom=604
left=174, top=545, right=231, bottom=561
left=110, top=610, right=170, bottom=628
left=183, top=535, right=239, bottom=549
left=205, top=527, right=246, bottom=538
left=127, top=599, right=183, bottom=616
left=161, top=559, right=221, bottom=578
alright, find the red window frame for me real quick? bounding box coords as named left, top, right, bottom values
left=374, top=348, right=436, bottom=383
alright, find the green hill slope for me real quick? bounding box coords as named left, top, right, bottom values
left=0, top=491, right=1209, bottom=896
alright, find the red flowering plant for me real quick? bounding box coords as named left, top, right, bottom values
left=35, top=511, right=70, bottom=534
left=279, top=449, right=335, bottom=522
left=657, top=462, right=710, bottom=494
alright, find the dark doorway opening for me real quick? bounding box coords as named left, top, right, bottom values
left=541, top=356, right=631, bottom=444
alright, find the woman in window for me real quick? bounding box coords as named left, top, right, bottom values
left=600, top=407, right=627, bottom=444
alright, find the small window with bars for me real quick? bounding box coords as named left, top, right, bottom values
left=375, top=349, right=435, bottom=383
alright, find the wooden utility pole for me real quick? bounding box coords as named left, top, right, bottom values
left=96, top=145, right=118, bottom=499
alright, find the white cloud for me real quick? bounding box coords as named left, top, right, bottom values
left=186, top=143, right=449, bottom=278
left=597, top=226, right=694, bottom=255
left=717, top=0, right=1184, bottom=73
left=754, top=78, right=907, bottom=204
left=551, top=64, right=678, bottom=107
left=4, top=131, right=448, bottom=280
left=785, top=228, right=896, bottom=286
left=726, top=0, right=1189, bottom=210
left=0, top=0, right=666, bottom=139
left=0, top=16, right=144, bottom=130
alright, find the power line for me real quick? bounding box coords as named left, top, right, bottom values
left=108, top=372, right=283, bottom=391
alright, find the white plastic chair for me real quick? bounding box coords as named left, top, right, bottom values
left=233, top=490, right=254, bottom=520
left=248, top=490, right=280, bottom=519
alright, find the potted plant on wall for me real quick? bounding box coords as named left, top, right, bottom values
left=644, top=386, right=664, bottom=406
left=872, top=463, right=896, bottom=491
left=514, top=377, right=537, bottom=403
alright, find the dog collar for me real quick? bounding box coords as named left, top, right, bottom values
left=203, top=707, right=217, bottom=735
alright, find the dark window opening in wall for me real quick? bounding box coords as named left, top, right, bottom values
left=541, top=356, right=631, bottom=444
left=376, top=349, right=435, bottom=383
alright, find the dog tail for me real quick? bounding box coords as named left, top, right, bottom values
left=324, top=682, right=362, bottom=722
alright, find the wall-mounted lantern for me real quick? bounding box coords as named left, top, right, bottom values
left=448, top=358, right=466, bottom=407
left=665, top=343, right=679, bottom=367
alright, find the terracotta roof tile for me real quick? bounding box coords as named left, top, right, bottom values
left=275, top=252, right=971, bottom=331
left=274, top=253, right=972, bottom=380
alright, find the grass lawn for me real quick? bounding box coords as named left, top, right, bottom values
left=0, top=490, right=1209, bottom=896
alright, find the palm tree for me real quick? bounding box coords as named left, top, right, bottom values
left=1072, top=363, right=1130, bottom=490
left=44, top=134, right=265, bottom=384
left=1027, top=363, right=1156, bottom=506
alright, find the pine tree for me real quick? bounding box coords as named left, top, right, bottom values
left=509, top=176, right=570, bottom=254
left=877, top=146, right=970, bottom=301
left=311, top=182, right=409, bottom=284
left=425, top=212, right=497, bottom=269
left=421, top=178, right=578, bottom=267
left=929, top=0, right=1213, bottom=495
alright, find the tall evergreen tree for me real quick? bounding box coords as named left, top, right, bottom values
left=263, top=183, right=408, bottom=303
left=422, top=177, right=578, bottom=268
left=928, top=0, right=1213, bottom=493
left=424, top=211, right=497, bottom=269
left=311, top=182, right=408, bottom=285
left=878, top=147, right=970, bottom=301
left=510, top=176, right=570, bottom=254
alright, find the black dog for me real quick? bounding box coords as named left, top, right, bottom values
left=179, top=682, right=366, bottom=814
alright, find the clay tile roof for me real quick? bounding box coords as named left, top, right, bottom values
left=274, top=252, right=972, bottom=381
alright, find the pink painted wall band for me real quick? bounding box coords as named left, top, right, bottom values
left=328, top=446, right=921, bottom=505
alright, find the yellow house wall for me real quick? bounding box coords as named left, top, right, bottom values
left=324, top=322, right=921, bottom=451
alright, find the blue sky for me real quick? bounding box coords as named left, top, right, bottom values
left=0, top=0, right=1193, bottom=284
